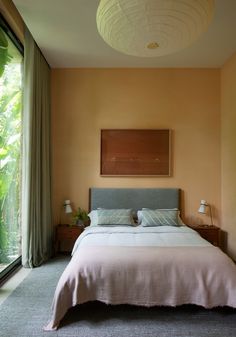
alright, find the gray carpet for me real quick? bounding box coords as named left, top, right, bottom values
left=0, top=256, right=236, bottom=337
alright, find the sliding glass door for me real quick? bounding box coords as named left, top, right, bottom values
left=0, top=18, right=23, bottom=279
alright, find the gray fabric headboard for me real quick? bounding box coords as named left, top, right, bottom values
left=89, top=188, right=180, bottom=212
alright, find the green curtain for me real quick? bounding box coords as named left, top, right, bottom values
left=22, top=27, right=52, bottom=268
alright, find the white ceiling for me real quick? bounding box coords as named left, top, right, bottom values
left=13, top=0, right=236, bottom=68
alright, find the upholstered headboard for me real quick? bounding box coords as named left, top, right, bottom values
left=89, top=188, right=180, bottom=212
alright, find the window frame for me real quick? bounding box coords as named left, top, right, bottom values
left=0, top=13, right=24, bottom=282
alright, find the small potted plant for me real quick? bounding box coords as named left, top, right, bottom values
left=73, top=207, right=89, bottom=227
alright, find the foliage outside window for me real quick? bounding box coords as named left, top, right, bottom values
left=0, top=23, right=23, bottom=272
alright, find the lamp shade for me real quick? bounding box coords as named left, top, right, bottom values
left=96, top=0, right=215, bottom=57
left=198, top=204, right=207, bottom=214
left=64, top=200, right=72, bottom=214
left=198, top=205, right=206, bottom=214
left=198, top=199, right=207, bottom=214
left=198, top=199, right=213, bottom=226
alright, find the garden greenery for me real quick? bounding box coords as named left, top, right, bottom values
left=0, top=26, right=22, bottom=266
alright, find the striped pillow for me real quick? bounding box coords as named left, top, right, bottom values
left=140, top=209, right=180, bottom=227
left=97, top=209, right=135, bottom=226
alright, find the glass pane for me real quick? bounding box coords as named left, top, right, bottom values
left=0, top=25, right=23, bottom=275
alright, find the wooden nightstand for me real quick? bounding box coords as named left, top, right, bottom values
left=55, top=224, right=84, bottom=253
left=188, top=224, right=220, bottom=247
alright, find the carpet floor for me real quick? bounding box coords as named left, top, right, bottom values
left=0, top=255, right=236, bottom=337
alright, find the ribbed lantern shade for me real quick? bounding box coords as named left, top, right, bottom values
left=96, top=0, right=215, bottom=57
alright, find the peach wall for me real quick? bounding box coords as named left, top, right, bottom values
left=51, top=68, right=221, bottom=227
left=221, top=52, right=236, bottom=260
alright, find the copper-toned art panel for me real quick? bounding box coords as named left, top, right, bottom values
left=100, top=129, right=171, bottom=176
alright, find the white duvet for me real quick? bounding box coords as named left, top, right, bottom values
left=72, top=225, right=211, bottom=255
left=44, top=224, right=236, bottom=331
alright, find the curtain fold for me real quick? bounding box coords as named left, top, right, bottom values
left=22, top=27, right=52, bottom=268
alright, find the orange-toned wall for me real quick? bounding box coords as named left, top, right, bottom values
left=221, top=52, right=236, bottom=260
left=51, top=68, right=221, bottom=227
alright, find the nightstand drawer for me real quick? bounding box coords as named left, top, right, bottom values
left=188, top=225, right=220, bottom=247
left=58, top=227, right=82, bottom=238
left=196, top=229, right=219, bottom=246
left=55, top=224, right=84, bottom=253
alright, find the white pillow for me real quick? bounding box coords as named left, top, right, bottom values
left=88, top=210, right=99, bottom=226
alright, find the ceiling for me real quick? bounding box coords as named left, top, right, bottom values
left=13, top=0, right=236, bottom=68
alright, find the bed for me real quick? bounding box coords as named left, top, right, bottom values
left=44, top=188, right=236, bottom=331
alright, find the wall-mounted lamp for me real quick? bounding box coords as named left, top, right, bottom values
left=198, top=199, right=213, bottom=226
left=64, top=200, right=72, bottom=214
left=59, top=199, right=73, bottom=224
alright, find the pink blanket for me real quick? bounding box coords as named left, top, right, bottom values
left=44, top=246, right=236, bottom=331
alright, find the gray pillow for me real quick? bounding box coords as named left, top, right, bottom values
left=97, top=209, right=135, bottom=226
left=140, top=209, right=180, bottom=227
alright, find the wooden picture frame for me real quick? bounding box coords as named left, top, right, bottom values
left=100, top=129, right=171, bottom=176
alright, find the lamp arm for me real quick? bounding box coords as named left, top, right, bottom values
left=208, top=205, right=213, bottom=226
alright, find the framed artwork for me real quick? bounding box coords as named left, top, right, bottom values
left=100, top=129, right=171, bottom=176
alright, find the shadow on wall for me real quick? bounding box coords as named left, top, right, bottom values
left=220, top=230, right=228, bottom=254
